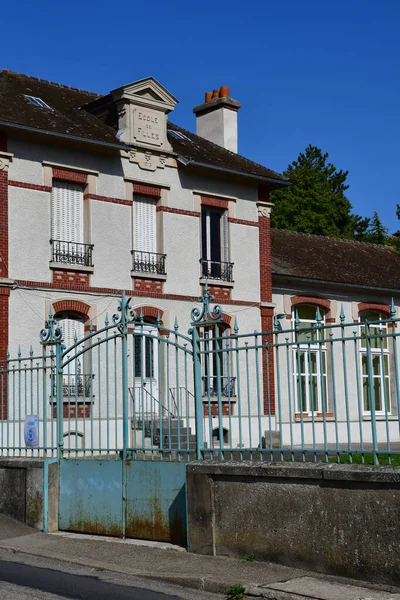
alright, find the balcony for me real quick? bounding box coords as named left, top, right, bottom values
left=200, top=259, right=234, bottom=283
left=53, top=374, right=94, bottom=397
left=202, top=376, right=237, bottom=398
left=131, top=250, right=166, bottom=276
left=51, top=240, right=94, bottom=268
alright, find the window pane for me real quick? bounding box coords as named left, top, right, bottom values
left=363, top=379, right=370, bottom=412
left=373, top=377, right=382, bottom=411
left=297, top=375, right=307, bottom=412
left=297, top=306, right=319, bottom=320
left=134, top=336, right=141, bottom=378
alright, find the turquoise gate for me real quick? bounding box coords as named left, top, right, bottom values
left=40, top=292, right=197, bottom=544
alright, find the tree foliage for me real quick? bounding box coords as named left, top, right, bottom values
left=271, top=145, right=369, bottom=239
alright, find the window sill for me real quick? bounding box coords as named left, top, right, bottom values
left=294, top=413, right=334, bottom=422
left=50, top=397, right=94, bottom=404
left=362, top=415, right=397, bottom=421
left=199, top=277, right=234, bottom=288
left=131, top=271, right=167, bottom=281
left=49, top=262, right=94, bottom=274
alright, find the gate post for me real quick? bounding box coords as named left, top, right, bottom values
left=190, top=283, right=223, bottom=460
left=40, top=313, right=64, bottom=459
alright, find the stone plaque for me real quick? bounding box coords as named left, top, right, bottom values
left=133, top=107, right=164, bottom=147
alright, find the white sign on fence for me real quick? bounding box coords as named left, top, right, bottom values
left=24, top=415, right=39, bottom=448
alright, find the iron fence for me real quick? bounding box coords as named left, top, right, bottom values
left=131, top=250, right=166, bottom=275
left=0, top=289, right=399, bottom=464
left=51, top=239, right=93, bottom=267
left=200, top=258, right=233, bottom=282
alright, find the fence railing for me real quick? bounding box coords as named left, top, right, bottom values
left=131, top=250, right=166, bottom=275
left=1, top=291, right=399, bottom=464
left=200, top=258, right=234, bottom=282
left=51, top=239, right=93, bottom=267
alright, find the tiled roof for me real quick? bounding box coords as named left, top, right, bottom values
left=271, top=229, right=400, bottom=291
left=0, top=70, right=288, bottom=184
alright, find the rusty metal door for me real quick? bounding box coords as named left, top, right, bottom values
left=59, top=458, right=187, bottom=545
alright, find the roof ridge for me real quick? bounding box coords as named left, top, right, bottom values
left=272, top=228, right=395, bottom=251
left=168, top=122, right=289, bottom=182
left=0, top=69, right=101, bottom=97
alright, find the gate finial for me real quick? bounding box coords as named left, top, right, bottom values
left=112, top=292, right=136, bottom=333
left=191, top=281, right=222, bottom=326
left=40, top=311, right=63, bottom=346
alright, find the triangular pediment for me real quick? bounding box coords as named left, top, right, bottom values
left=111, top=77, right=178, bottom=111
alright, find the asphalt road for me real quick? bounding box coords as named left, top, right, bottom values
left=0, top=558, right=220, bottom=600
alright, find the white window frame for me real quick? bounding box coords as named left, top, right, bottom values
left=292, top=306, right=327, bottom=415
left=132, top=195, right=157, bottom=254
left=51, top=181, right=84, bottom=244
left=359, top=311, right=391, bottom=415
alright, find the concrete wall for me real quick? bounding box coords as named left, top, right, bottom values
left=0, top=458, right=58, bottom=531
left=187, top=461, right=400, bottom=586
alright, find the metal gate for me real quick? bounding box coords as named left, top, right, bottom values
left=40, top=292, right=198, bottom=544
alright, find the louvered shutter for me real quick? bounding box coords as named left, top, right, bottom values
left=133, top=196, right=156, bottom=253
left=59, top=318, right=84, bottom=377
left=52, top=182, right=84, bottom=243
left=221, top=210, right=229, bottom=262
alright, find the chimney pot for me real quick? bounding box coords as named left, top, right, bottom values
left=205, top=91, right=213, bottom=102
left=212, top=89, right=220, bottom=99
left=220, top=86, right=229, bottom=98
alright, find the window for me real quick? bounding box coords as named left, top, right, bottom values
left=132, top=195, right=166, bottom=275
left=202, top=324, right=236, bottom=398
left=51, top=181, right=93, bottom=267
left=292, top=305, right=327, bottom=414
left=24, top=95, right=52, bottom=110
left=56, top=315, right=88, bottom=396
left=359, top=311, right=390, bottom=414
left=201, top=206, right=233, bottom=282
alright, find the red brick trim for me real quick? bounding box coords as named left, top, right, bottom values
left=326, top=317, right=336, bottom=323
left=156, top=206, right=200, bottom=218
left=261, top=306, right=275, bottom=416
left=0, top=134, right=9, bottom=417
left=52, top=300, right=90, bottom=319
left=52, top=271, right=90, bottom=287
left=221, top=313, right=233, bottom=327
left=133, top=305, right=164, bottom=322
left=228, top=217, right=259, bottom=227
left=8, top=180, right=52, bottom=193
left=133, top=183, right=161, bottom=198
left=202, top=284, right=232, bottom=302
left=14, top=280, right=257, bottom=305
left=258, top=187, right=272, bottom=303
left=53, top=404, right=91, bottom=419
left=52, top=168, right=88, bottom=184
left=358, top=302, right=391, bottom=316
left=291, top=296, right=331, bottom=311
left=201, top=195, right=229, bottom=209
left=133, top=278, right=163, bottom=294
left=85, top=193, right=131, bottom=206
left=84, top=324, right=97, bottom=332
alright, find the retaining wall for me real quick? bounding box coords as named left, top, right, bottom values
left=186, top=461, right=400, bottom=586
left=0, top=458, right=58, bottom=531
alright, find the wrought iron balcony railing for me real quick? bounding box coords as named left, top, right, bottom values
left=202, top=376, right=237, bottom=398
left=51, top=240, right=94, bottom=267
left=200, top=259, right=234, bottom=282
left=131, top=250, right=166, bottom=275
left=53, top=374, right=94, bottom=397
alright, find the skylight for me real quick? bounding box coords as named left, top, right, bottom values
left=24, top=95, right=52, bottom=110
left=168, top=129, right=191, bottom=143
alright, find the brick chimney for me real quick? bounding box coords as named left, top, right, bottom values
left=193, top=86, right=241, bottom=153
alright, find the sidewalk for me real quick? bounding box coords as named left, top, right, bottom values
left=0, top=515, right=399, bottom=600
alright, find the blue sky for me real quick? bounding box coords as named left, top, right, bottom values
left=2, top=0, right=400, bottom=230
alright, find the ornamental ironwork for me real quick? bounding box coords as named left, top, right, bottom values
left=200, top=258, right=233, bottom=282
left=131, top=250, right=166, bottom=275
left=51, top=240, right=94, bottom=267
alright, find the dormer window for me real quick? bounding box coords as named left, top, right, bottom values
left=24, top=95, right=52, bottom=110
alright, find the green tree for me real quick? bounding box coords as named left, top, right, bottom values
left=363, top=211, right=389, bottom=245
left=271, top=145, right=369, bottom=239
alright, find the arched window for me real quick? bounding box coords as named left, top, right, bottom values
left=202, top=323, right=235, bottom=398
left=292, top=305, right=327, bottom=415
left=55, top=313, right=85, bottom=396
left=359, top=311, right=390, bottom=414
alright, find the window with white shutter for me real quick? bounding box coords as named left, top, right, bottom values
left=50, top=182, right=92, bottom=267
left=131, top=195, right=166, bottom=275
left=57, top=316, right=85, bottom=396
left=51, top=182, right=84, bottom=243
left=133, top=195, right=156, bottom=253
